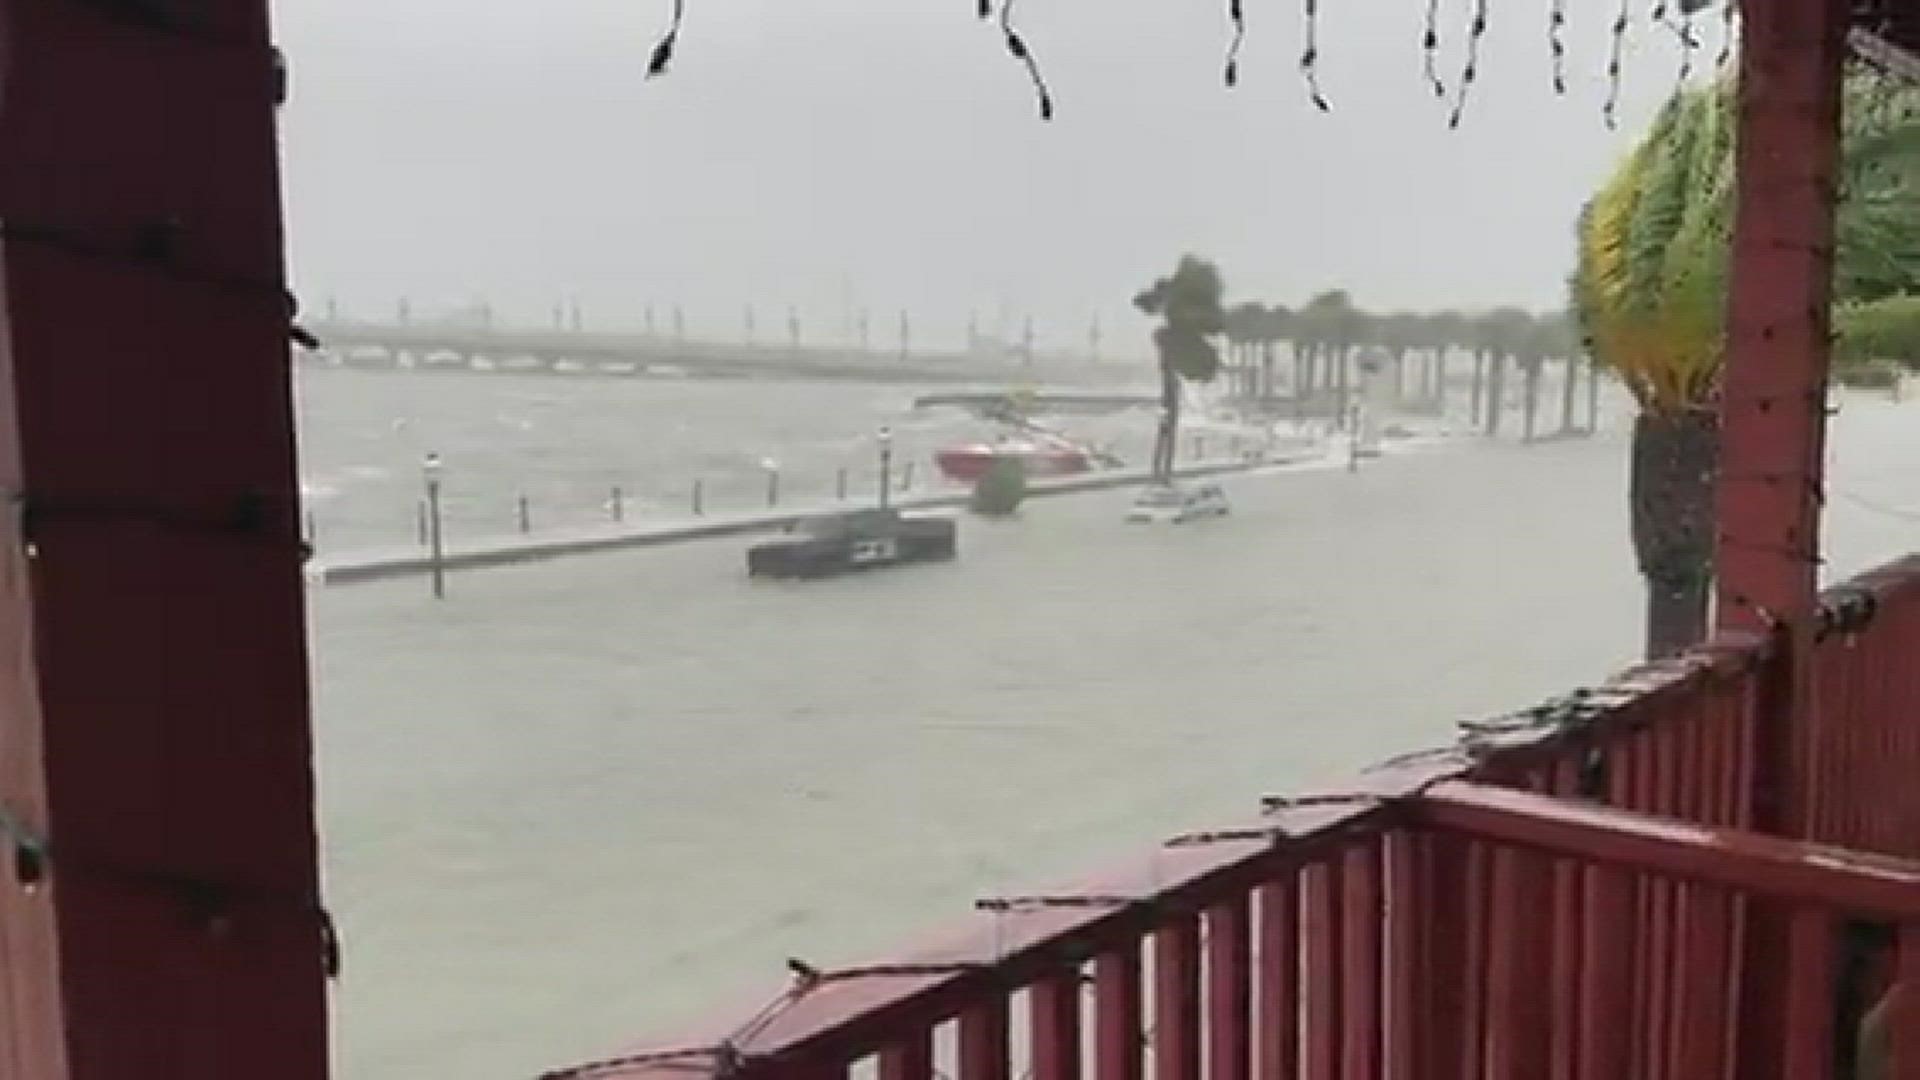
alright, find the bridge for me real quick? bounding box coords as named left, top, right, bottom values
left=305, top=321, right=1141, bottom=387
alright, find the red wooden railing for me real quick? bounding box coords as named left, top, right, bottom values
left=547, top=556, right=1920, bottom=1080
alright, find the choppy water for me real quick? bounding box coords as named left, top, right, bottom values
left=303, top=369, right=1920, bottom=1078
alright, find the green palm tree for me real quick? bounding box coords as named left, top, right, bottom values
left=1423, top=310, right=1469, bottom=414
left=1475, top=307, right=1533, bottom=436
left=1297, top=290, right=1364, bottom=426
left=1225, top=301, right=1267, bottom=399
left=1134, top=257, right=1228, bottom=478
left=1573, top=70, right=1920, bottom=658
left=1258, top=304, right=1294, bottom=402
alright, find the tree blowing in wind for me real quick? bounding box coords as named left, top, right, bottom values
left=1134, top=257, right=1227, bottom=480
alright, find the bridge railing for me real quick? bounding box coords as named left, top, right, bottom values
left=543, top=555, right=1920, bottom=1080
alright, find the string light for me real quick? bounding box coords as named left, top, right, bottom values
left=645, top=0, right=685, bottom=78
left=1300, top=0, right=1330, bottom=111
left=1549, top=0, right=1569, bottom=95
left=0, top=801, right=339, bottom=977
left=1605, top=0, right=1632, bottom=128
left=997, top=0, right=1054, bottom=120
left=1422, top=0, right=1446, bottom=98
left=1448, top=0, right=1490, bottom=128
left=1225, top=0, right=1247, bottom=88
left=0, top=222, right=316, bottom=349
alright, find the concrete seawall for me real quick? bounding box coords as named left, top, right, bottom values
left=308, top=452, right=1328, bottom=587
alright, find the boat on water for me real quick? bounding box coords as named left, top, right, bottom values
left=934, top=433, right=1098, bottom=482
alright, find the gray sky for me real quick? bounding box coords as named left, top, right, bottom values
left=277, top=0, right=1707, bottom=347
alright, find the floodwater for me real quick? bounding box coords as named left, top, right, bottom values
left=301, top=368, right=1920, bottom=1078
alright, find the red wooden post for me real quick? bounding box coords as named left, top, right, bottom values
left=1340, top=841, right=1384, bottom=1080
left=1577, top=865, right=1635, bottom=1080
left=1716, top=0, right=1850, bottom=1072
left=0, top=2, right=328, bottom=1079
left=1154, top=914, right=1201, bottom=1080
left=1030, top=970, right=1082, bottom=1080
left=1205, top=896, right=1252, bottom=1080
left=1256, top=878, right=1300, bottom=1080
left=1094, top=948, right=1144, bottom=1080
left=1303, top=858, right=1345, bottom=1079
left=958, top=995, right=1012, bottom=1080
left=879, top=1029, right=935, bottom=1080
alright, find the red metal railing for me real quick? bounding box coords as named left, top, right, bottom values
left=547, top=555, right=1920, bottom=1080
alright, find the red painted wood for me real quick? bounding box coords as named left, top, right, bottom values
left=0, top=1, right=328, bottom=1078
left=1417, top=832, right=1473, bottom=1078
left=1302, top=859, right=1345, bottom=1079
left=1778, top=910, right=1836, bottom=1080
left=1094, top=948, right=1143, bottom=1080
left=1204, top=897, right=1251, bottom=1080
left=1414, top=782, right=1920, bottom=922
left=1544, top=760, right=1584, bottom=1080
left=1153, top=914, right=1201, bottom=1080
left=1029, top=971, right=1080, bottom=1080
left=1383, top=833, right=1419, bottom=1080
left=1256, top=878, right=1299, bottom=1080
left=958, top=995, right=1011, bottom=1080
left=1339, top=840, right=1383, bottom=1080
left=1483, top=847, right=1552, bottom=1079
left=1577, top=865, right=1635, bottom=1080
left=1674, top=886, right=1734, bottom=1080
left=878, top=1028, right=934, bottom=1080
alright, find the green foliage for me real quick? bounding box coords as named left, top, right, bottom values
left=1134, top=255, right=1227, bottom=383
left=1575, top=70, right=1920, bottom=413
left=1836, top=294, right=1920, bottom=369
left=969, top=456, right=1028, bottom=517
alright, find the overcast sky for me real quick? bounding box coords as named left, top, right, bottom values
left=276, top=0, right=1711, bottom=347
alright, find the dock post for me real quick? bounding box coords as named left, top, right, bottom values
left=837, top=467, right=848, bottom=501
left=901, top=461, right=914, bottom=492
left=517, top=494, right=531, bottom=534
left=693, top=479, right=705, bottom=516
left=611, top=486, right=624, bottom=523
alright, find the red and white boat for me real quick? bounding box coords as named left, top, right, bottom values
left=934, top=433, right=1096, bottom=482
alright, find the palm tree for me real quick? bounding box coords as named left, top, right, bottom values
left=1472, top=308, right=1532, bottom=436
left=1518, top=311, right=1575, bottom=441
left=1134, top=257, right=1227, bottom=479
left=1259, top=305, right=1294, bottom=402
left=1374, top=311, right=1425, bottom=405
left=1225, top=301, right=1267, bottom=399
left=1424, top=310, right=1469, bottom=414
left=1574, top=71, right=1920, bottom=658
left=1298, top=290, right=1364, bottom=426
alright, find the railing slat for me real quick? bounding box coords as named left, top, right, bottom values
left=1154, top=914, right=1201, bottom=1080
left=1780, top=909, right=1838, bottom=1080
left=1484, top=846, right=1552, bottom=1078
left=1303, top=858, right=1346, bottom=1079
left=1384, top=833, right=1420, bottom=1080
left=1577, top=864, right=1636, bottom=1080
left=1675, top=886, right=1735, bottom=1080
left=878, top=1028, right=934, bottom=1080
left=1257, top=877, right=1300, bottom=1080
left=1030, top=970, right=1081, bottom=1080
left=1340, top=839, right=1384, bottom=1080
left=958, top=995, right=1011, bottom=1080
left=1548, top=759, right=1584, bottom=1080
left=1205, top=897, right=1252, bottom=1080
left=1094, top=947, right=1143, bottom=1080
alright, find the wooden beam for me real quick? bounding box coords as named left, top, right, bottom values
left=1413, top=782, right=1920, bottom=922
left=0, top=1, right=329, bottom=1077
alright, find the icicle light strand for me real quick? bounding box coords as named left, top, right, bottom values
left=646, top=0, right=685, bottom=77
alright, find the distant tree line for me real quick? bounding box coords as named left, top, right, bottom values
left=1217, top=291, right=1589, bottom=440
